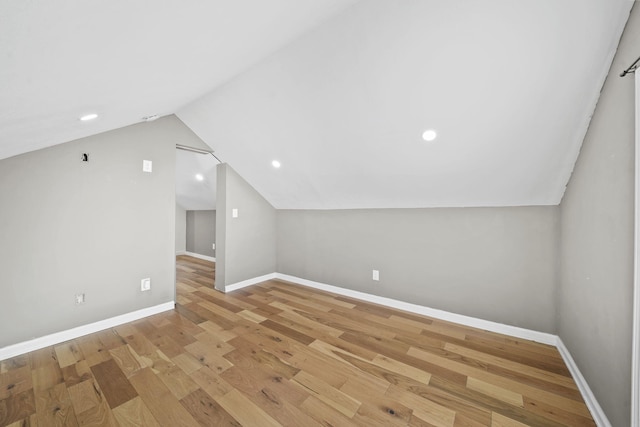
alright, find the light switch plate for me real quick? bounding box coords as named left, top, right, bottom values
left=232, top=208, right=238, bottom=218
left=143, top=160, right=152, bottom=173
left=141, top=278, right=151, bottom=291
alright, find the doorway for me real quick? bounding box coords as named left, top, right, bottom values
left=175, top=146, right=220, bottom=293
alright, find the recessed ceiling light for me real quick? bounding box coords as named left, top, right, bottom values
left=195, top=174, right=204, bottom=181
left=422, top=129, right=437, bottom=142
left=272, top=160, right=281, bottom=168
left=80, top=113, right=98, bottom=121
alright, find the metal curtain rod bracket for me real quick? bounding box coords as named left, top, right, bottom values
left=621, top=55, right=640, bottom=77
left=176, top=144, right=222, bottom=163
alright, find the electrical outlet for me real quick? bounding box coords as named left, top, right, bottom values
left=141, top=278, right=151, bottom=291
left=75, top=293, right=85, bottom=304
left=143, top=160, right=152, bottom=173
left=372, top=270, right=379, bottom=281
left=212, top=243, right=215, bottom=250
left=232, top=208, right=238, bottom=218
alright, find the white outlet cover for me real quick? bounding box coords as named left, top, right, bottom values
left=141, top=278, right=151, bottom=291
left=372, top=270, right=379, bottom=281
left=212, top=243, right=216, bottom=250
left=143, top=160, right=152, bottom=173
left=232, top=208, right=238, bottom=218
left=75, top=293, right=85, bottom=304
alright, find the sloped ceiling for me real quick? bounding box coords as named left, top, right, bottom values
left=0, top=0, right=358, bottom=161
left=175, top=149, right=219, bottom=210
left=178, top=0, right=633, bottom=209
left=1, top=0, right=633, bottom=210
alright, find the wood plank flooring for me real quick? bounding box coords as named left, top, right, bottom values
left=0, top=255, right=594, bottom=426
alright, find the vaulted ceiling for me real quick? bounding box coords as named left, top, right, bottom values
left=1, top=0, right=633, bottom=210
left=175, top=149, right=218, bottom=210
left=0, top=0, right=357, bottom=160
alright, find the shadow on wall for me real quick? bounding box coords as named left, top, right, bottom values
left=186, top=210, right=216, bottom=258
left=214, top=163, right=277, bottom=291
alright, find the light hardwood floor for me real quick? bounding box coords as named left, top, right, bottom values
left=0, top=255, right=594, bottom=426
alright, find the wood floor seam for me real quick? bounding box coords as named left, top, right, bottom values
left=0, top=255, right=595, bottom=426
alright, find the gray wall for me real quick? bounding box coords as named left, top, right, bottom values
left=559, top=5, right=637, bottom=425
left=175, top=204, right=186, bottom=253
left=186, top=210, right=216, bottom=258
left=0, top=115, right=202, bottom=349
left=216, top=163, right=276, bottom=290
left=277, top=207, right=559, bottom=333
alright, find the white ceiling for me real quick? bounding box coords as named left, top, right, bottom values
left=175, top=149, right=219, bottom=210
left=1, top=0, right=633, bottom=210
left=179, top=0, right=633, bottom=209
left=0, top=0, right=358, bottom=160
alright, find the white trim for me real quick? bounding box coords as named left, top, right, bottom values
left=176, top=250, right=187, bottom=256
left=0, top=267, right=608, bottom=425
left=271, top=273, right=612, bottom=423
left=633, top=70, right=640, bottom=427
left=183, top=251, right=216, bottom=262
left=0, top=269, right=603, bottom=424
left=556, top=338, right=612, bottom=427
left=0, top=301, right=175, bottom=361
left=225, top=273, right=277, bottom=293
left=273, top=273, right=556, bottom=345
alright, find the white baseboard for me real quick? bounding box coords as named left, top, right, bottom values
left=269, top=273, right=612, bottom=426
left=1, top=270, right=606, bottom=425
left=0, top=301, right=175, bottom=361
left=555, top=338, right=611, bottom=427
left=176, top=250, right=187, bottom=255
left=271, top=273, right=611, bottom=424
left=274, top=273, right=557, bottom=346
left=183, top=251, right=216, bottom=262
left=225, top=273, right=277, bottom=292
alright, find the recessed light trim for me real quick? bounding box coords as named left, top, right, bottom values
left=80, top=113, right=98, bottom=121
left=272, top=160, right=281, bottom=168
left=195, top=174, right=204, bottom=181
left=422, top=129, right=437, bottom=142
